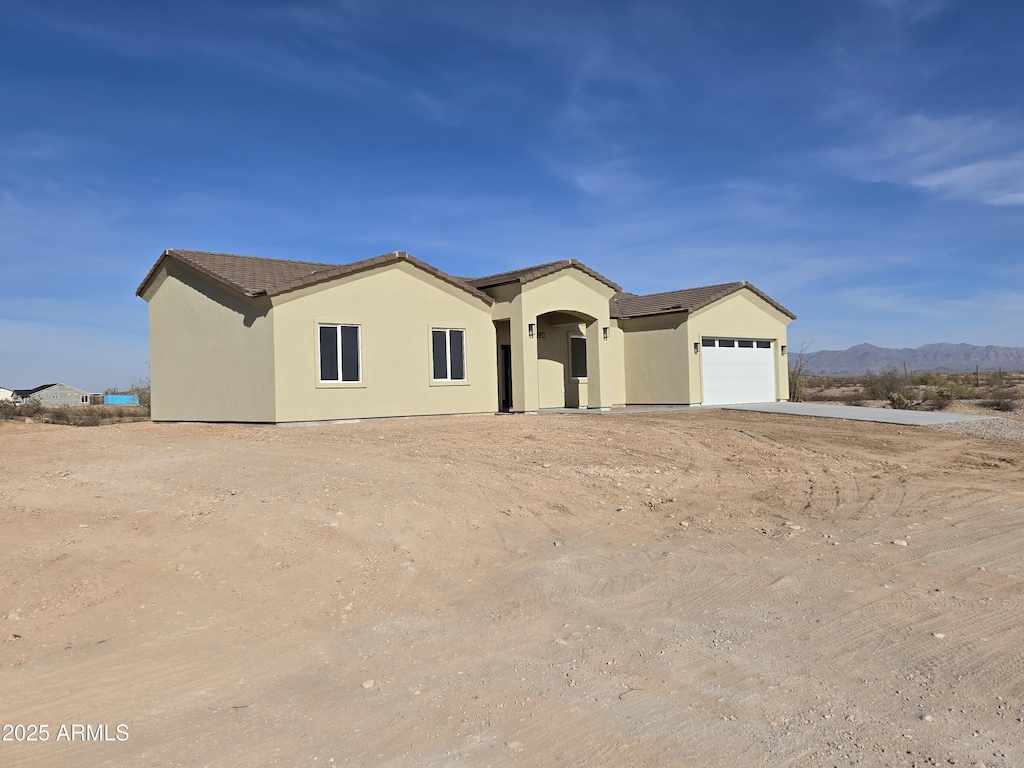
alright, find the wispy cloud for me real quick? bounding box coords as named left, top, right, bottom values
left=826, top=112, right=1024, bottom=206
left=862, top=0, right=950, bottom=25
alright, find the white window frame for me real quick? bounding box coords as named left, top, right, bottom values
left=317, top=322, right=362, bottom=386
left=431, top=328, right=468, bottom=383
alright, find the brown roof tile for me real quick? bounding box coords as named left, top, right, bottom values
left=137, top=249, right=494, bottom=305
left=611, top=281, right=796, bottom=320
left=466, top=259, right=622, bottom=292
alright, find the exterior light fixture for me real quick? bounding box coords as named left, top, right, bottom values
left=781, top=345, right=787, bottom=355
left=694, top=342, right=699, bottom=355
left=528, top=323, right=536, bottom=338
left=602, top=326, right=609, bottom=340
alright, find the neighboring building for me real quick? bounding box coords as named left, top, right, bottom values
left=137, top=249, right=795, bottom=423
left=0, top=387, right=13, bottom=402
left=13, top=383, right=93, bottom=407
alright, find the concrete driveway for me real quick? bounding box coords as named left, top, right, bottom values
left=723, top=401, right=995, bottom=426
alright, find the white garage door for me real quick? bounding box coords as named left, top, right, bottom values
left=701, top=338, right=777, bottom=405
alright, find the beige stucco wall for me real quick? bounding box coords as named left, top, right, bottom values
left=270, top=261, right=497, bottom=422
left=686, top=290, right=792, bottom=404
left=143, top=261, right=277, bottom=422
left=607, top=323, right=626, bottom=407
left=621, top=313, right=691, bottom=404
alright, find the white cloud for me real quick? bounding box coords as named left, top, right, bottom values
left=827, top=113, right=1024, bottom=206
left=915, top=157, right=1024, bottom=206
left=863, top=0, right=950, bottom=25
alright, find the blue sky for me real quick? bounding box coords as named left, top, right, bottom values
left=2, top=0, right=1023, bottom=391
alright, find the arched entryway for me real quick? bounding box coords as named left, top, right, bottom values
left=535, top=310, right=596, bottom=408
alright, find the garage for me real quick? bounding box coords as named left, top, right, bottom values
left=700, top=338, right=777, bottom=405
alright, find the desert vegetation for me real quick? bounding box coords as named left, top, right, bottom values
left=791, top=365, right=1022, bottom=416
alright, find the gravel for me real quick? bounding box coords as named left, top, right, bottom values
left=930, top=416, right=1024, bottom=442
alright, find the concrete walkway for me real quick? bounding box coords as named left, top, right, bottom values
left=722, top=402, right=995, bottom=426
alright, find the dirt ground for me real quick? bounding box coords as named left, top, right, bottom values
left=2, top=410, right=1023, bottom=767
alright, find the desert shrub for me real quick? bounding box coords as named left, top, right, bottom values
left=926, top=387, right=959, bottom=411
left=128, top=376, right=152, bottom=416
left=982, top=389, right=1019, bottom=412
left=75, top=408, right=103, bottom=427
left=787, top=344, right=814, bottom=403
left=862, top=367, right=907, bottom=399
left=911, top=370, right=944, bottom=386
left=788, top=368, right=806, bottom=402
left=886, top=391, right=913, bottom=410
left=19, top=397, right=43, bottom=416
left=47, top=406, right=73, bottom=424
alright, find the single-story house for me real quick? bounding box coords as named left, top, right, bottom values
left=137, top=249, right=795, bottom=423
left=13, top=383, right=93, bottom=407
left=0, top=386, right=13, bottom=402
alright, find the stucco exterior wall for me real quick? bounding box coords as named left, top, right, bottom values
left=621, top=314, right=691, bottom=404
left=686, top=290, right=792, bottom=403
left=271, top=261, right=497, bottom=422
left=144, top=262, right=277, bottom=422
left=607, top=324, right=626, bottom=407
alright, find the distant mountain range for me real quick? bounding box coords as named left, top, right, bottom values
left=797, top=343, right=1024, bottom=376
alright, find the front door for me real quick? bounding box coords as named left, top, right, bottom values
left=499, top=344, right=513, bottom=412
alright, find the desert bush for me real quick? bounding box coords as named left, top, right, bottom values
left=911, top=370, right=944, bottom=386
left=886, top=391, right=914, bottom=410
left=982, top=389, right=1019, bottom=412
left=48, top=406, right=73, bottom=424
left=862, top=367, right=907, bottom=400
left=73, top=408, right=103, bottom=427
left=128, top=376, right=152, bottom=416
left=787, top=343, right=814, bottom=403
left=925, top=387, right=960, bottom=410
left=19, top=397, right=43, bottom=416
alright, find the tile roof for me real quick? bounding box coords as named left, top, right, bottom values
left=137, top=250, right=794, bottom=322
left=137, top=249, right=494, bottom=305
left=466, top=259, right=622, bottom=292
left=611, top=281, right=796, bottom=320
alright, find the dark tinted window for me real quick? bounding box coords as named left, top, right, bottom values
left=570, top=336, right=588, bottom=378
left=319, top=325, right=339, bottom=381
left=341, top=325, right=360, bottom=381
left=756, top=340, right=771, bottom=349
left=432, top=330, right=448, bottom=379
left=450, top=330, right=466, bottom=380
left=719, top=339, right=735, bottom=347
left=738, top=340, right=754, bottom=348
left=702, top=338, right=716, bottom=347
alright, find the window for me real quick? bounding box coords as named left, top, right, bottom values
left=718, top=339, right=736, bottom=348
left=570, top=336, right=587, bottom=379
left=319, top=324, right=360, bottom=382
left=702, top=338, right=716, bottom=347
left=81, top=395, right=88, bottom=404
left=432, top=329, right=466, bottom=381
left=738, top=340, right=754, bottom=348
left=756, top=340, right=771, bottom=349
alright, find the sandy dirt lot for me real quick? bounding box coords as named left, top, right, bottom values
left=2, top=410, right=1023, bottom=767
